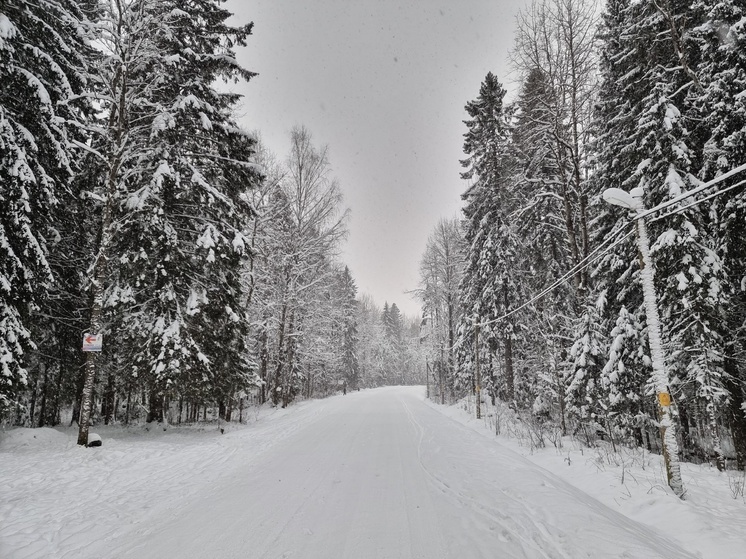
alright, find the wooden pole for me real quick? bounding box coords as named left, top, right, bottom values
left=475, top=322, right=481, bottom=420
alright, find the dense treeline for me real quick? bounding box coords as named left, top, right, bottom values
left=0, top=1, right=422, bottom=435
left=419, top=0, right=746, bottom=474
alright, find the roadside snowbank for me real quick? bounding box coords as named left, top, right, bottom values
left=0, top=400, right=328, bottom=559
left=426, top=395, right=746, bottom=559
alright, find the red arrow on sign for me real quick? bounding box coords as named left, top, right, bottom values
left=85, top=334, right=97, bottom=344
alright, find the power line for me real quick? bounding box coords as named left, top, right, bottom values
left=639, top=162, right=746, bottom=221
left=478, top=225, right=635, bottom=328
left=649, top=178, right=746, bottom=224
left=477, top=163, right=746, bottom=329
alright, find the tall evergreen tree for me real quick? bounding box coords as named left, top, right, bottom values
left=75, top=0, right=260, bottom=441
left=566, top=0, right=641, bottom=438
left=385, top=303, right=403, bottom=344
left=458, top=72, right=519, bottom=401
left=0, top=0, right=90, bottom=418
left=693, top=0, right=746, bottom=469
left=339, top=267, right=360, bottom=390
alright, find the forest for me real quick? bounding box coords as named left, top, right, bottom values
left=0, top=1, right=422, bottom=445
left=3, top=0, right=746, bottom=494
left=418, top=0, right=746, bottom=496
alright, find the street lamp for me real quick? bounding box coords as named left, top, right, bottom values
left=603, top=187, right=684, bottom=498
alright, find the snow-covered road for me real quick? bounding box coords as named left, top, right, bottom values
left=67, top=386, right=694, bottom=559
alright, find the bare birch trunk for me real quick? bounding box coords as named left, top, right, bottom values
left=76, top=25, right=129, bottom=444
left=76, top=153, right=121, bottom=445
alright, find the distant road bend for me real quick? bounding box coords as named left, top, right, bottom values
left=104, top=386, right=694, bottom=559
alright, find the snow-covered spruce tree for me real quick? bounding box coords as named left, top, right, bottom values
left=511, top=0, right=598, bottom=295
left=692, top=0, right=746, bottom=469
left=512, top=68, right=574, bottom=295
left=0, top=0, right=91, bottom=420
left=384, top=303, right=403, bottom=347
left=458, top=72, right=520, bottom=403
left=601, top=306, right=652, bottom=449
left=620, top=0, right=727, bottom=473
left=566, top=0, right=641, bottom=441
left=76, top=0, right=260, bottom=441
left=125, top=0, right=259, bottom=423
left=356, top=294, right=386, bottom=388
left=339, top=266, right=360, bottom=391
left=566, top=292, right=607, bottom=441
left=509, top=0, right=599, bottom=424
left=30, top=158, right=99, bottom=427
left=510, top=67, right=577, bottom=427
left=376, top=301, right=422, bottom=387
left=588, top=0, right=732, bottom=485
left=379, top=302, right=401, bottom=385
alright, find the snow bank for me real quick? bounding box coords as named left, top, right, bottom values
left=0, top=427, right=69, bottom=451
left=0, top=401, right=325, bottom=559
left=427, top=394, right=746, bottom=559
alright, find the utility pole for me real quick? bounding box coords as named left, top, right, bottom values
left=426, top=359, right=430, bottom=399
left=603, top=187, right=684, bottom=497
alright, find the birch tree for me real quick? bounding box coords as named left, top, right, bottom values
left=417, top=218, right=464, bottom=400
left=76, top=0, right=259, bottom=443
left=511, top=0, right=598, bottom=294
left=260, top=126, right=348, bottom=406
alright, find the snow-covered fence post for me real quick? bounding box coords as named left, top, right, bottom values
left=602, top=187, right=684, bottom=498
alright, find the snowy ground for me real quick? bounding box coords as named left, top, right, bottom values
left=0, top=386, right=744, bottom=558
left=430, top=393, right=746, bottom=559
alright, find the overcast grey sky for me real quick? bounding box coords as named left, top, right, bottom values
left=227, top=0, right=529, bottom=316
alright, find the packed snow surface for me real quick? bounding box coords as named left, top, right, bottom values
left=0, top=387, right=742, bottom=558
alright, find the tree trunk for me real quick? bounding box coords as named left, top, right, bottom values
left=124, top=385, right=131, bottom=426
left=225, top=392, right=233, bottom=422
left=50, top=363, right=64, bottom=427
left=554, top=357, right=567, bottom=436
left=677, top=400, right=694, bottom=460
left=103, top=372, right=115, bottom=425
left=147, top=384, right=164, bottom=424
left=28, top=366, right=40, bottom=427
left=704, top=396, right=725, bottom=471
left=503, top=279, right=515, bottom=401
left=32, top=370, right=49, bottom=427
left=37, top=364, right=48, bottom=428
left=76, top=77, right=127, bottom=445
left=282, top=310, right=296, bottom=408
left=447, top=294, right=455, bottom=385
left=259, top=320, right=268, bottom=405
left=504, top=336, right=514, bottom=402
left=70, top=373, right=83, bottom=428
left=724, top=358, right=746, bottom=470
left=273, top=301, right=288, bottom=406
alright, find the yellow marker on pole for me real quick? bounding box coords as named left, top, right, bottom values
left=658, top=392, right=671, bottom=407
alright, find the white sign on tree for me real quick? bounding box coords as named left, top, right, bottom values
left=82, top=333, right=103, bottom=352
